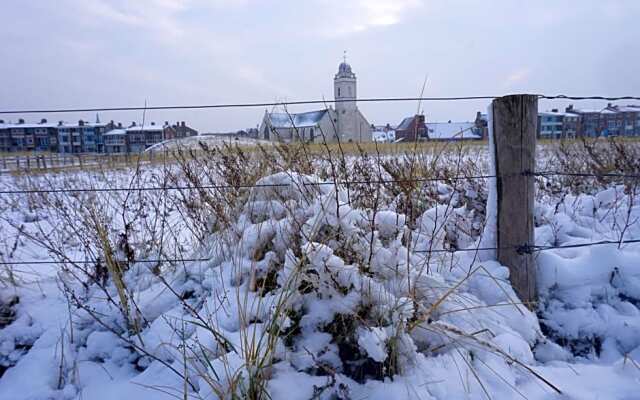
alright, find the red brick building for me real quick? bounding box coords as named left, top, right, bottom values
left=395, top=114, right=427, bottom=142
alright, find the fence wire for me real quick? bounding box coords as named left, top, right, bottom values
left=0, top=94, right=639, bottom=115
left=2, top=93, right=640, bottom=267
left=4, top=238, right=640, bottom=266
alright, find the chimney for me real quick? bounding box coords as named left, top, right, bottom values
left=18, top=118, right=25, bottom=124
left=0, top=119, right=4, bottom=124
left=78, top=120, right=84, bottom=126
left=164, top=121, right=169, bottom=127
left=551, top=109, right=558, bottom=113
left=566, top=104, right=574, bottom=112
left=151, top=122, right=155, bottom=126
left=607, top=103, right=612, bottom=108
left=117, top=122, right=122, bottom=128
left=58, top=120, right=64, bottom=126
left=181, top=121, right=186, bottom=127
left=131, top=121, right=136, bottom=127
left=448, top=120, right=452, bottom=123
left=40, top=118, right=48, bottom=124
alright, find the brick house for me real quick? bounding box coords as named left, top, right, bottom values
left=395, top=114, right=427, bottom=142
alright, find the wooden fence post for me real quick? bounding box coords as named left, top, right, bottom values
left=491, top=94, right=538, bottom=308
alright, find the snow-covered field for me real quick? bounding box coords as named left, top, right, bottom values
left=146, top=134, right=270, bottom=152
left=1, top=142, right=639, bottom=400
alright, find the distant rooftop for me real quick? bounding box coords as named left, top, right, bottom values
left=267, top=110, right=328, bottom=128
left=426, top=122, right=479, bottom=140
left=104, top=129, right=126, bottom=136
left=126, top=124, right=166, bottom=132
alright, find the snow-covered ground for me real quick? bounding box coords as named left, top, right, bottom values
left=146, top=134, right=269, bottom=152
left=0, top=147, right=639, bottom=400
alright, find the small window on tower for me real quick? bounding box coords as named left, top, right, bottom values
left=338, top=88, right=341, bottom=96
left=348, top=87, right=352, bottom=96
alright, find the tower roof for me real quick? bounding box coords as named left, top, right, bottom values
left=335, top=61, right=355, bottom=79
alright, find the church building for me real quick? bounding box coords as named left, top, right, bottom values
left=259, top=59, right=372, bottom=143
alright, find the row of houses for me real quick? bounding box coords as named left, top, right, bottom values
left=373, top=114, right=485, bottom=143
left=538, top=104, right=640, bottom=139
left=0, top=117, right=198, bottom=153
left=375, top=103, right=640, bottom=143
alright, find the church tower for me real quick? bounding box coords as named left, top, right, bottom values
left=334, top=54, right=358, bottom=141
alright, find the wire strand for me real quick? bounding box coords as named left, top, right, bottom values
left=533, top=171, right=640, bottom=180
left=0, top=175, right=497, bottom=195
left=5, top=238, right=640, bottom=266
left=0, top=96, right=500, bottom=115
left=1, top=94, right=639, bottom=115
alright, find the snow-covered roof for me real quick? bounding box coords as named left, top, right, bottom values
left=426, top=122, right=480, bottom=140
left=2, top=123, right=59, bottom=129
left=568, top=108, right=608, bottom=114
left=126, top=125, right=165, bottom=132
left=56, top=121, right=112, bottom=128
left=540, top=111, right=579, bottom=118
left=615, top=106, right=640, bottom=112
left=396, top=117, right=414, bottom=131
left=104, top=129, right=126, bottom=136
left=267, top=110, right=328, bottom=128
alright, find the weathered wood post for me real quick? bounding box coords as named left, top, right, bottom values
left=491, top=94, right=537, bottom=308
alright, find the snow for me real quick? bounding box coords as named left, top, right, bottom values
left=426, top=122, right=481, bottom=140
left=126, top=125, right=165, bottom=132
left=103, top=129, right=126, bottom=136
left=1, top=147, right=640, bottom=399
left=145, top=134, right=269, bottom=152
left=267, top=110, right=328, bottom=128
left=357, top=327, right=389, bottom=362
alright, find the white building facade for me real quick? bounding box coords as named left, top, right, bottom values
left=259, top=60, right=372, bottom=143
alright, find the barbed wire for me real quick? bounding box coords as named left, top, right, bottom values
left=5, top=168, right=640, bottom=196
left=0, top=94, right=639, bottom=115
left=532, top=171, right=640, bottom=180
left=0, top=175, right=498, bottom=195
left=4, top=238, right=640, bottom=266
left=539, top=95, right=640, bottom=101
left=0, top=257, right=210, bottom=266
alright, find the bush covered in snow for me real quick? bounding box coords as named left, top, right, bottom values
left=1, top=140, right=640, bottom=399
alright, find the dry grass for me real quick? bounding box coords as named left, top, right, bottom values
left=10, top=132, right=640, bottom=398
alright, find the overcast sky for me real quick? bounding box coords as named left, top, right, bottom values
left=2, top=0, right=640, bottom=132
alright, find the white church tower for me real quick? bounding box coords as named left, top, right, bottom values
left=334, top=53, right=371, bottom=142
